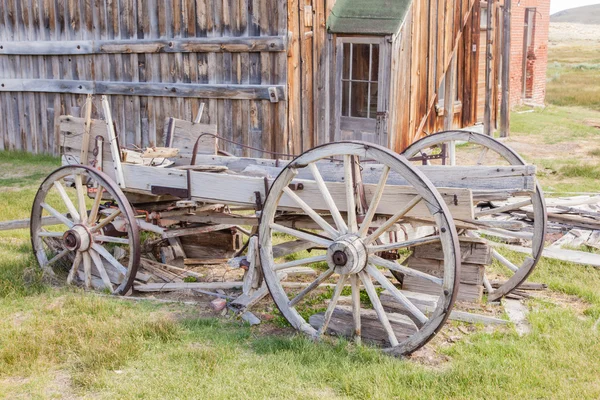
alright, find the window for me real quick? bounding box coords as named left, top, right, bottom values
left=480, top=4, right=488, bottom=30
left=341, top=42, right=380, bottom=119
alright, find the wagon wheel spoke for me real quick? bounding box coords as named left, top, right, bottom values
left=89, top=249, right=114, bottom=293
left=40, top=202, right=74, bottom=229
left=91, top=209, right=122, bottom=233
left=365, top=195, right=422, bottom=245
left=317, top=274, right=349, bottom=338
left=358, top=165, right=390, bottom=237
left=366, top=264, right=428, bottom=326
left=359, top=271, right=399, bottom=347
left=89, top=185, right=104, bottom=224
left=282, top=186, right=338, bottom=238
left=308, top=163, right=348, bottom=235
left=270, top=223, right=333, bottom=248
left=273, top=254, right=328, bottom=272
left=66, top=252, right=83, bottom=285
left=367, top=235, right=441, bottom=253
left=492, top=249, right=519, bottom=272
left=91, top=243, right=128, bottom=275
left=45, top=248, right=70, bottom=268
left=288, top=268, right=335, bottom=307
left=52, top=180, right=80, bottom=223
left=38, top=231, right=65, bottom=238
left=370, top=255, right=443, bottom=285
left=473, top=145, right=488, bottom=165
left=74, top=174, right=88, bottom=225
left=94, top=235, right=130, bottom=245
left=82, top=251, right=92, bottom=288
left=350, top=274, right=362, bottom=344
left=344, top=155, right=358, bottom=233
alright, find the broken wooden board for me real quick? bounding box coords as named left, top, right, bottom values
left=164, top=118, right=218, bottom=161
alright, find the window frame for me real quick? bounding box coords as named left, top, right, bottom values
left=335, top=37, right=387, bottom=128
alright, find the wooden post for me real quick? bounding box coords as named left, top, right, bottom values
left=484, top=0, right=495, bottom=136
left=500, top=0, right=511, bottom=138
left=80, top=94, right=93, bottom=166
left=101, top=96, right=126, bottom=188
left=444, top=54, right=457, bottom=165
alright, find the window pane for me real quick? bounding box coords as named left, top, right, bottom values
left=351, top=82, right=369, bottom=118
left=352, top=43, right=371, bottom=81
left=343, top=43, right=351, bottom=79
left=371, top=44, right=380, bottom=82
left=480, top=7, right=488, bottom=29
left=370, top=83, right=379, bottom=116
left=342, top=81, right=350, bottom=117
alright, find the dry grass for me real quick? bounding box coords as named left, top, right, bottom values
left=546, top=23, right=600, bottom=111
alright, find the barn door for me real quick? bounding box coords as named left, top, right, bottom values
left=334, top=37, right=389, bottom=146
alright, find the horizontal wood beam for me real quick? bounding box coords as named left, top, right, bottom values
left=0, top=79, right=286, bottom=101
left=0, top=36, right=287, bottom=55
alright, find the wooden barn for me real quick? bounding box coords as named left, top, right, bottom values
left=0, top=0, right=510, bottom=157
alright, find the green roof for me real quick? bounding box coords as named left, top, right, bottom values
left=327, top=0, right=412, bottom=35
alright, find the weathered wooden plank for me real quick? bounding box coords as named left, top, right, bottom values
left=164, top=118, right=218, bottom=156
left=407, top=257, right=485, bottom=285
left=117, top=163, right=475, bottom=220
left=309, top=306, right=417, bottom=346
left=0, top=36, right=287, bottom=55
left=402, top=275, right=483, bottom=302
left=0, top=79, right=286, bottom=100
left=413, top=239, right=492, bottom=265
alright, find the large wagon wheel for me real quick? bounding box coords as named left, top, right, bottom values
left=402, top=131, right=547, bottom=301
left=30, top=165, right=140, bottom=295
left=259, top=141, right=461, bottom=356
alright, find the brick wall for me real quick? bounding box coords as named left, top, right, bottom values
left=508, top=0, right=550, bottom=107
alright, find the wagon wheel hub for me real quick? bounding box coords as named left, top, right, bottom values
left=62, top=224, right=92, bottom=252
left=327, top=234, right=368, bottom=275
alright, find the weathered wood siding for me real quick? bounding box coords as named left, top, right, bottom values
left=389, top=0, right=493, bottom=152
left=287, top=0, right=335, bottom=153
left=0, top=0, right=287, bottom=157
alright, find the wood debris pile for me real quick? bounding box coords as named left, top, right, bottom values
left=478, top=195, right=600, bottom=268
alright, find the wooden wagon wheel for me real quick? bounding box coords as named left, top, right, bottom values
left=30, top=165, right=140, bottom=295
left=402, top=130, right=547, bottom=301
left=259, top=141, right=461, bottom=356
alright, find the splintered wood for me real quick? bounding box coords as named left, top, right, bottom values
left=482, top=195, right=600, bottom=268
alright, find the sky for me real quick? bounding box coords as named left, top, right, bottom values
left=549, top=0, right=600, bottom=14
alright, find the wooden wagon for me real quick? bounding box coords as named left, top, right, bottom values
left=29, top=97, right=546, bottom=356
